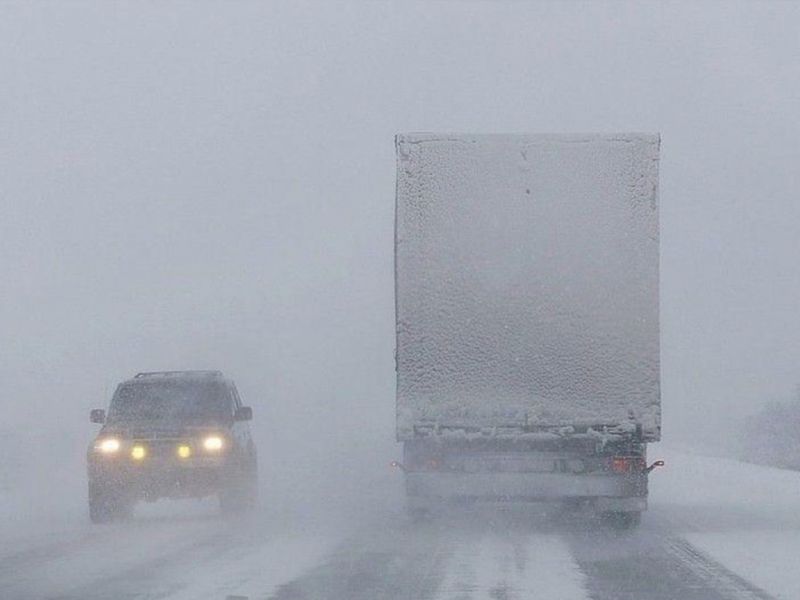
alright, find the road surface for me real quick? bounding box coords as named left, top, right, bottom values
left=1, top=447, right=798, bottom=599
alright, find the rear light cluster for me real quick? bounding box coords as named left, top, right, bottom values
left=406, top=457, right=444, bottom=471
left=392, top=451, right=655, bottom=475
left=609, top=456, right=646, bottom=474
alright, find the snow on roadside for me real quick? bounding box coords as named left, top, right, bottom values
left=685, top=532, right=800, bottom=600
left=651, top=444, right=800, bottom=520
left=651, top=445, right=800, bottom=599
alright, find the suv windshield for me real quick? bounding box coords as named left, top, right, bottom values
left=107, top=380, right=231, bottom=424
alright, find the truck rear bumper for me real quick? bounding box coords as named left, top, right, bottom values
left=405, top=471, right=647, bottom=512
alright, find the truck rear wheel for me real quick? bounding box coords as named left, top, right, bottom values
left=408, top=507, right=431, bottom=524
left=605, top=511, right=642, bottom=530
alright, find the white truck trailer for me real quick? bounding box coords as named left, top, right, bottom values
left=394, top=133, right=662, bottom=527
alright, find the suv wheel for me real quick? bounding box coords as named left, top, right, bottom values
left=89, top=483, right=132, bottom=524
left=219, top=459, right=258, bottom=514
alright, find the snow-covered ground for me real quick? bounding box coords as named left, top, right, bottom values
left=1, top=445, right=799, bottom=599
left=0, top=501, right=338, bottom=600
left=652, top=445, right=800, bottom=600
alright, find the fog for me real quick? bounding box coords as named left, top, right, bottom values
left=2, top=0, right=800, bottom=586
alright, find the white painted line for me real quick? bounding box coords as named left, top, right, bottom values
left=435, top=532, right=588, bottom=600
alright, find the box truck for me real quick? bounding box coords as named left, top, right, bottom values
left=393, top=133, right=662, bottom=527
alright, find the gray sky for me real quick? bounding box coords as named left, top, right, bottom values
left=2, top=1, right=800, bottom=462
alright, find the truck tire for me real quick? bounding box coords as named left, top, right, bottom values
left=408, top=508, right=430, bottom=524
left=605, top=511, right=642, bottom=530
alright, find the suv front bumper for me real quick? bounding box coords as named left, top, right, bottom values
left=88, top=454, right=229, bottom=500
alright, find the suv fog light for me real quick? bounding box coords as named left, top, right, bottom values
left=177, top=444, right=191, bottom=459
left=131, top=445, right=147, bottom=460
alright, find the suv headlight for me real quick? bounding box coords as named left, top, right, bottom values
left=94, top=438, right=121, bottom=453
left=202, top=435, right=224, bottom=452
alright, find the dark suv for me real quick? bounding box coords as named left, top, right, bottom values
left=87, top=371, right=258, bottom=523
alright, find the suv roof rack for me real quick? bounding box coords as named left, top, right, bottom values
left=134, top=370, right=223, bottom=379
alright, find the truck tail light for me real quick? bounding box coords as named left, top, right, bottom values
left=610, top=456, right=645, bottom=473
left=404, top=455, right=444, bottom=471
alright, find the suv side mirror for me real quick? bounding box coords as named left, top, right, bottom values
left=90, top=409, right=106, bottom=424
left=234, top=406, right=252, bottom=422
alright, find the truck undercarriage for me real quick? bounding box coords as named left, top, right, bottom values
left=396, top=428, right=662, bottom=528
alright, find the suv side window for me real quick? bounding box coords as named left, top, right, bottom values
left=230, top=384, right=242, bottom=410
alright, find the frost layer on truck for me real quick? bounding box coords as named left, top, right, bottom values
left=395, top=133, right=660, bottom=441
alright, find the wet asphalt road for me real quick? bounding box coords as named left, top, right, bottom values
left=270, top=510, right=776, bottom=600
left=0, top=505, right=782, bottom=600
left=1, top=468, right=790, bottom=600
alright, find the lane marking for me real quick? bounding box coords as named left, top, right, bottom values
left=165, top=534, right=334, bottom=600
left=666, top=538, right=776, bottom=600
left=435, top=531, right=588, bottom=600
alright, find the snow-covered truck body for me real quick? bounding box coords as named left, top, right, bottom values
left=394, top=133, right=661, bottom=524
